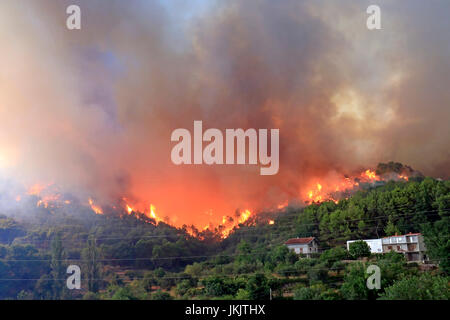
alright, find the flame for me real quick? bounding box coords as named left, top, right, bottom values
left=88, top=198, right=103, bottom=214
left=277, top=201, right=288, bottom=209
left=219, top=209, right=253, bottom=238
left=148, top=204, right=163, bottom=224
left=27, top=184, right=45, bottom=196
left=304, top=168, right=384, bottom=204
left=126, top=204, right=134, bottom=214
left=14, top=165, right=411, bottom=240
left=239, top=209, right=251, bottom=224
left=362, top=169, right=377, bottom=180
left=306, top=183, right=325, bottom=203
left=302, top=167, right=413, bottom=205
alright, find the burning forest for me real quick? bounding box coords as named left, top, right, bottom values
left=0, top=0, right=448, bottom=303
left=0, top=1, right=449, bottom=232
left=4, top=162, right=423, bottom=240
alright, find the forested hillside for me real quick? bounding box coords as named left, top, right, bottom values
left=0, top=176, right=448, bottom=300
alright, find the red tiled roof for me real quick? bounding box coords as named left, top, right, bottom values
left=285, top=237, right=315, bottom=245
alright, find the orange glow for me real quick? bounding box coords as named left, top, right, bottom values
left=303, top=168, right=384, bottom=204
left=147, top=204, right=163, bottom=224
left=15, top=166, right=411, bottom=239
left=277, top=201, right=288, bottom=209
left=363, top=169, right=377, bottom=180
left=126, top=204, right=134, bottom=214
left=27, top=184, right=45, bottom=196
left=88, top=198, right=103, bottom=214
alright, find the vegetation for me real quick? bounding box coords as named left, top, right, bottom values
left=0, top=172, right=448, bottom=300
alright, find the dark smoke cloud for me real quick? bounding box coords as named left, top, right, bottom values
left=0, top=0, right=448, bottom=226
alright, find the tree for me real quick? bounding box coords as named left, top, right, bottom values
left=294, top=285, right=323, bottom=300
left=50, top=235, right=67, bottom=299
left=379, top=274, right=449, bottom=300
left=151, top=289, right=173, bottom=300
left=340, top=263, right=370, bottom=300
left=349, top=241, right=371, bottom=259
left=82, top=236, right=101, bottom=293
left=384, top=220, right=400, bottom=236
left=235, top=288, right=251, bottom=299
left=320, top=247, right=348, bottom=268
left=422, top=216, right=449, bottom=274
left=246, top=273, right=270, bottom=300
left=202, top=276, right=237, bottom=297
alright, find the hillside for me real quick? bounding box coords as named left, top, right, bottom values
left=0, top=176, right=448, bottom=300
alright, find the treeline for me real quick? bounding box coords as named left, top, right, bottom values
left=0, top=177, right=448, bottom=299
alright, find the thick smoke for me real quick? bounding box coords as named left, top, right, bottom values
left=0, top=0, right=448, bottom=226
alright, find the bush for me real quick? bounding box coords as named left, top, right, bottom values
left=294, top=284, right=325, bottom=300
left=349, top=241, right=371, bottom=259
left=307, top=263, right=328, bottom=285
left=151, top=289, right=173, bottom=300
left=320, top=247, right=348, bottom=267
left=379, top=274, right=449, bottom=300
left=235, top=289, right=251, bottom=300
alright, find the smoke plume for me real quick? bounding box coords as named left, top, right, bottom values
left=0, top=0, right=449, bottom=226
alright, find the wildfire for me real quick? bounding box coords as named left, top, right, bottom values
left=303, top=168, right=409, bottom=205
left=27, top=184, right=45, bottom=196
left=362, top=169, right=377, bottom=180
left=147, top=204, right=163, bottom=224
left=13, top=164, right=412, bottom=240
left=88, top=198, right=103, bottom=215
left=126, top=204, right=134, bottom=214
left=220, top=209, right=253, bottom=238
left=307, top=183, right=325, bottom=203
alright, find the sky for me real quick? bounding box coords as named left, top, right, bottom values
left=0, top=0, right=449, bottom=227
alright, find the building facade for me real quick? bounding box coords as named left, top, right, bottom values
left=381, top=233, right=427, bottom=262
left=285, top=237, right=319, bottom=258
left=346, top=233, right=427, bottom=262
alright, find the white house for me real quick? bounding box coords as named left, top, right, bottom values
left=285, top=237, right=319, bottom=258
left=347, top=233, right=427, bottom=262
left=347, top=239, right=383, bottom=254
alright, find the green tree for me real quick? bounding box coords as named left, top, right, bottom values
left=82, top=236, right=101, bottom=293
left=385, top=220, right=400, bottom=236
left=349, top=241, right=371, bottom=259
left=151, top=289, right=173, bottom=300
left=379, top=274, right=449, bottom=300
left=50, top=235, right=67, bottom=299
left=246, top=274, right=270, bottom=300
left=340, top=263, right=370, bottom=300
